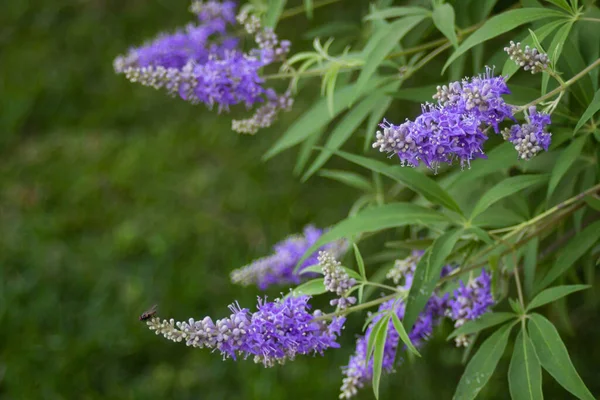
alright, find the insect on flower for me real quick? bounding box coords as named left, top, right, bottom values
left=139, top=304, right=158, bottom=321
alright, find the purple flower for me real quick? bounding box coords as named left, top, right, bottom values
left=447, top=269, right=494, bottom=346
left=230, top=225, right=348, bottom=290
left=146, top=295, right=344, bottom=367
left=503, top=106, right=552, bottom=160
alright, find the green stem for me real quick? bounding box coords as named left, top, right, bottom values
left=363, top=281, right=402, bottom=292
left=579, top=17, right=600, bottom=22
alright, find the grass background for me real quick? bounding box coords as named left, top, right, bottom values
left=1, top=0, right=599, bottom=399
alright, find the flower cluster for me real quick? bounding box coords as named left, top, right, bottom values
left=502, top=106, right=552, bottom=160
left=318, top=251, right=357, bottom=310
left=146, top=295, right=345, bottom=367
left=114, top=0, right=293, bottom=134
left=504, top=41, right=550, bottom=74
left=447, top=270, right=494, bottom=347
left=374, top=68, right=516, bottom=169
left=230, top=225, right=348, bottom=290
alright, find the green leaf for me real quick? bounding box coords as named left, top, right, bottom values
left=364, top=6, right=431, bottom=20
left=352, top=15, right=426, bottom=104
left=294, top=128, right=324, bottom=176
left=386, top=84, right=443, bottom=103
left=524, top=237, right=539, bottom=298
left=547, top=136, right=588, bottom=198
left=404, top=229, right=463, bottom=331
left=353, top=243, right=367, bottom=281
left=585, top=194, right=600, bottom=211
left=470, top=175, right=548, bottom=220
left=364, top=95, right=393, bottom=152
left=332, top=150, right=464, bottom=214
left=264, top=0, right=287, bottom=28
left=453, top=323, right=514, bottom=400
left=303, top=0, right=313, bottom=19
left=547, top=20, right=573, bottom=67
left=366, top=316, right=387, bottom=362
left=299, top=264, right=323, bottom=275
left=447, top=312, right=517, bottom=340
left=303, top=91, right=392, bottom=180
left=372, top=315, right=390, bottom=399
left=544, top=0, right=574, bottom=14
left=295, top=203, right=450, bottom=271
left=391, top=312, right=421, bottom=357
left=528, top=314, right=595, bottom=400
left=509, top=330, right=543, bottom=400
left=443, top=8, right=565, bottom=72
left=536, top=220, right=600, bottom=291
left=318, top=169, right=373, bottom=192
left=290, top=278, right=327, bottom=296
left=432, top=3, right=458, bottom=48
left=574, top=89, right=600, bottom=133
left=527, top=284, right=591, bottom=311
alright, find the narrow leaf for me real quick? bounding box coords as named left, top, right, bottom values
left=432, top=3, right=459, bottom=48
left=372, top=315, right=390, bottom=399
left=527, top=284, right=591, bottom=311
left=536, top=220, right=600, bottom=291
left=318, top=169, right=373, bottom=192
left=544, top=0, right=574, bottom=14
left=453, top=323, right=513, bottom=400
left=470, top=175, right=548, bottom=219
left=528, top=314, right=595, bottom=400
left=353, top=243, right=367, bottom=280
left=523, top=237, right=539, bottom=298
left=574, top=89, right=600, bottom=133
left=303, top=0, right=313, bottom=19
left=290, top=279, right=327, bottom=296
left=443, top=8, right=564, bottom=72
left=391, top=312, right=421, bottom=357
left=404, top=229, right=463, bottom=330
left=447, top=312, right=517, bottom=340
left=364, top=6, right=431, bottom=21
left=386, top=84, right=442, bottom=103
left=332, top=150, right=463, bottom=214
left=509, top=330, right=543, bottom=400
left=547, top=135, right=587, bottom=198
left=264, top=0, right=287, bottom=28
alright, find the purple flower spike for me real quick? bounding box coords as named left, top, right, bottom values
left=230, top=225, right=348, bottom=290
left=503, top=106, right=552, bottom=160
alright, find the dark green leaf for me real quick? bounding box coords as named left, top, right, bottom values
left=509, top=330, right=543, bottom=400
left=294, top=128, right=324, bottom=176
left=448, top=142, right=516, bottom=189
left=547, top=135, right=587, bottom=199
left=404, top=229, right=463, bottom=330
left=391, top=312, right=421, bottom=357
left=536, top=220, right=600, bottom=291
left=290, top=278, right=327, bottom=296
left=527, top=284, right=591, bottom=311
left=453, top=323, right=513, bottom=400
left=447, top=312, right=517, bottom=340
left=528, top=313, right=595, bottom=400
left=372, top=315, right=390, bottom=399
left=332, top=150, right=464, bottom=214
left=584, top=194, right=600, bottom=211
left=444, top=8, right=565, bottom=72
left=353, top=243, right=367, bottom=281
left=523, top=237, right=539, bottom=298
left=470, top=175, right=548, bottom=219
left=386, top=84, right=442, bottom=103
left=574, top=89, right=600, bottom=133
left=318, top=169, right=373, bottom=192
left=432, top=3, right=458, bottom=48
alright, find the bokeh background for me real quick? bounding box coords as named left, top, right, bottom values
left=2, top=0, right=599, bottom=399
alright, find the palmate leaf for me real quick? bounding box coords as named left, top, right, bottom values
left=526, top=284, right=591, bottom=311
left=528, top=314, right=595, bottom=400
left=294, top=203, right=450, bottom=271
left=351, top=15, right=426, bottom=104
left=447, top=312, right=517, bottom=340
left=508, top=330, right=543, bottom=400
left=404, top=229, right=463, bottom=331
left=453, top=323, right=514, bottom=400
left=330, top=150, right=464, bottom=215
left=443, top=8, right=566, bottom=72
left=432, top=3, right=458, bottom=48
left=574, top=89, right=600, bottom=133
left=547, top=135, right=587, bottom=198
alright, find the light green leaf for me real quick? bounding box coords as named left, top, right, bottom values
left=470, top=175, right=549, bottom=219
left=447, top=312, right=517, bottom=340
left=536, top=220, right=600, bottom=291
left=386, top=84, right=442, bottom=103
left=527, top=284, right=591, bottom=311
left=432, top=3, right=458, bottom=48
left=290, top=278, right=327, bottom=296
left=372, top=315, right=390, bottom=399
left=547, top=20, right=572, bottom=66
left=264, top=0, right=287, bottom=28
left=574, top=89, right=600, bottom=133
left=295, top=203, right=450, bottom=271
left=544, top=0, right=574, bottom=14
left=364, top=95, right=393, bottom=152
left=353, top=243, right=367, bottom=281
left=332, top=150, right=464, bottom=214
left=299, top=264, right=322, bottom=275
left=391, top=312, right=421, bottom=357
left=367, top=316, right=387, bottom=362
left=528, top=313, right=595, bottom=400
left=443, top=8, right=565, bottom=72
left=318, top=169, right=373, bottom=192
left=509, top=330, right=543, bottom=400
left=303, top=0, right=313, bottom=19
left=294, top=128, right=324, bottom=176
left=453, top=323, right=513, bottom=400
left=352, top=15, right=426, bottom=104
left=303, top=91, right=392, bottom=180
left=404, top=229, right=463, bottom=331
left=547, top=135, right=587, bottom=198
left=364, top=6, right=431, bottom=20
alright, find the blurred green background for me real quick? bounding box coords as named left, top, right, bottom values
left=1, top=0, right=599, bottom=399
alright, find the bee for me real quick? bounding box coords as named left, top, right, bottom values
left=139, top=304, right=158, bottom=321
